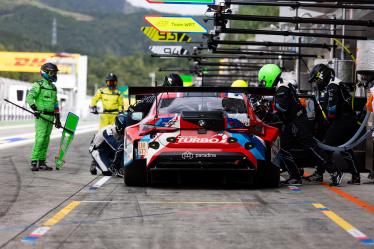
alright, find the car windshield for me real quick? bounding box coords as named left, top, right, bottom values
left=158, top=92, right=248, bottom=115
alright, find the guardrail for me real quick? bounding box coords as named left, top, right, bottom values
left=0, top=102, right=34, bottom=121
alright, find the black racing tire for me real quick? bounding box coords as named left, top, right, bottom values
left=124, top=160, right=147, bottom=186
left=255, top=161, right=280, bottom=188
left=254, top=141, right=281, bottom=188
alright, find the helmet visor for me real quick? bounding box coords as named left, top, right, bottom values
left=106, top=80, right=117, bottom=87
left=48, top=70, right=58, bottom=77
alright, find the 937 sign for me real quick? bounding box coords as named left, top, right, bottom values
left=159, top=33, right=176, bottom=41
left=141, top=27, right=191, bottom=42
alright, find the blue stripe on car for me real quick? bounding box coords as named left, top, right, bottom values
left=230, top=133, right=265, bottom=160
left=227, top=118, right=246, bottom=128
left=155, top=117, right=173, bottom=126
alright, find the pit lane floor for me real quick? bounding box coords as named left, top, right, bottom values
left=0, top=132, right=374, bottom=249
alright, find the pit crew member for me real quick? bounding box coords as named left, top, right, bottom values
left=259, top=64, right=339, bottom=186
left=307, top=64, right=360, bottom=184
left=89, top=114, right=126, bottom=176
left=90, top=73, right=123, bottom=128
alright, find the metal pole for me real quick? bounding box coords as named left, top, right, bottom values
left=226, top=1, right=374, bottom=10
left=212, top=49, right=319, bottom=57
left=330, top=15, right=337, bottom=59
left=341, top=8, right=346, bottom=60
left=3, top=99, right=73, bottom=133
left=220, top=27, right=367, bottom=40
left=295, top=7, right=301, bottom=89
left=212, top=40, right=334, bottom=49
left=219, top=13, right=374, bottom=27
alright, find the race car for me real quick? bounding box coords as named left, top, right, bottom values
left=123, top=89, right=280, bottom=187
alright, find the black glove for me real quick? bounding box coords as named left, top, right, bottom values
left=90, top=106, right=98, bottom=114
left=55, top=113, right=62, bottom=129
left=30, top=104, right=40, bottom=118
left=128, top=105, right=135, bottom=113
left=30, top=104, right=37, bottom=112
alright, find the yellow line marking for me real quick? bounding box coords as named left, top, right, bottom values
left=313, top=203, right=356, bottom=233
left=322, top=210, right=355, bottom=231
left=43, top=201, right=80, bottom=226
left=313, top=203, right=326, bottom=209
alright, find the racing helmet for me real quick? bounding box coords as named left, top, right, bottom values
left=115, top=113, right=127, bottom=135
left=163, top=73, right=183, bottom=87
left=41, top=63, right=59, bottom=82
left=106, top=73, right=118, bottom=89
left=231, top=80, right=248, bottom=87
left=308, top=64, right=335, bottom=91
left=258, top=64, right=282, bottom=88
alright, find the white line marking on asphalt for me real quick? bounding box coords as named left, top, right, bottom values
left=0, top=123, right=34, bottom=130
left=90, top=176, right=111, bottom=190
left=79, top=201, right=258, bottom=204
left=29, top=226, right=50, bottom=237
left=0, top=124, right=97, bottom=150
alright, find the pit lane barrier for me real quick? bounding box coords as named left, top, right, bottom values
left=0, top=101, right=33, bottom=121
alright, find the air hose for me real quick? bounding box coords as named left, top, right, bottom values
left=339, top=111, right=370, bottom=147
left=316, top=126, right=373, bottom=152
left=315, top=112, right=374, bottom=152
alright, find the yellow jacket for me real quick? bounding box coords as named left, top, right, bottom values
left=91, top=87, right=123, bottom=112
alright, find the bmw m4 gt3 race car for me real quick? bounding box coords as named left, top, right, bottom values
left=123, top=88, right=280, bottom=187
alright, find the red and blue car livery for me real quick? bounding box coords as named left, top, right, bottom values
left=123, top=90, right=280, bottom=187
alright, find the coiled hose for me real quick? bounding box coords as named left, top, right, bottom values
left=315, top=112, right=374, bottom=152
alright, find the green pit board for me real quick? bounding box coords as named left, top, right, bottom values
left=55, top=112, right=79, bottom=170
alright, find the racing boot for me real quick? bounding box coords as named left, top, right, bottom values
left=303, top=171, right=323, bottom=183
left=281, top=177, right=302, bottom=186
left=347, top=174, right=360, bottom=185
left=102, top=171, right=113, bottom=176
left=108, top=165, right=117, bottom=176
left=299, top=168, right=305, bottom=178
left=109, top=163, right=123, bottom=177
left=329, top=170, right=343, bottom=186
left=31, top=161, right=39, bottom=171
left=369, top=171, right=374, bottom=181
left=38, top=160, right=53, bottom=171
left=116, top=168, right=124, bottom=178
left=90, top=160, right=98, bottom=175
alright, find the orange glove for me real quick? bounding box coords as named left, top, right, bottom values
left=366, top=88, right=374, bottom=112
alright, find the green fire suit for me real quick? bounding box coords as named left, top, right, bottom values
left=26, top=79, right=59, bottom=161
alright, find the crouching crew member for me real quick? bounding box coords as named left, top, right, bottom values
left=89, top=114, right=126, bottom=176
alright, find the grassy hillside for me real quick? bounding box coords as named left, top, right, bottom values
left=0, top=0, right=166, bottom=90
left=0, top=0, right=228, bottom=91
left=231, top=6, right=280, bottom=40
left=0, top=3, right=151, bottom=56
left=87, top=53, right=189, bottom=95
left=39, top=0, right=140, bottom=14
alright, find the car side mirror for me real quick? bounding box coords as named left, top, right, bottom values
left=131, top=112, right=143, bottom=121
